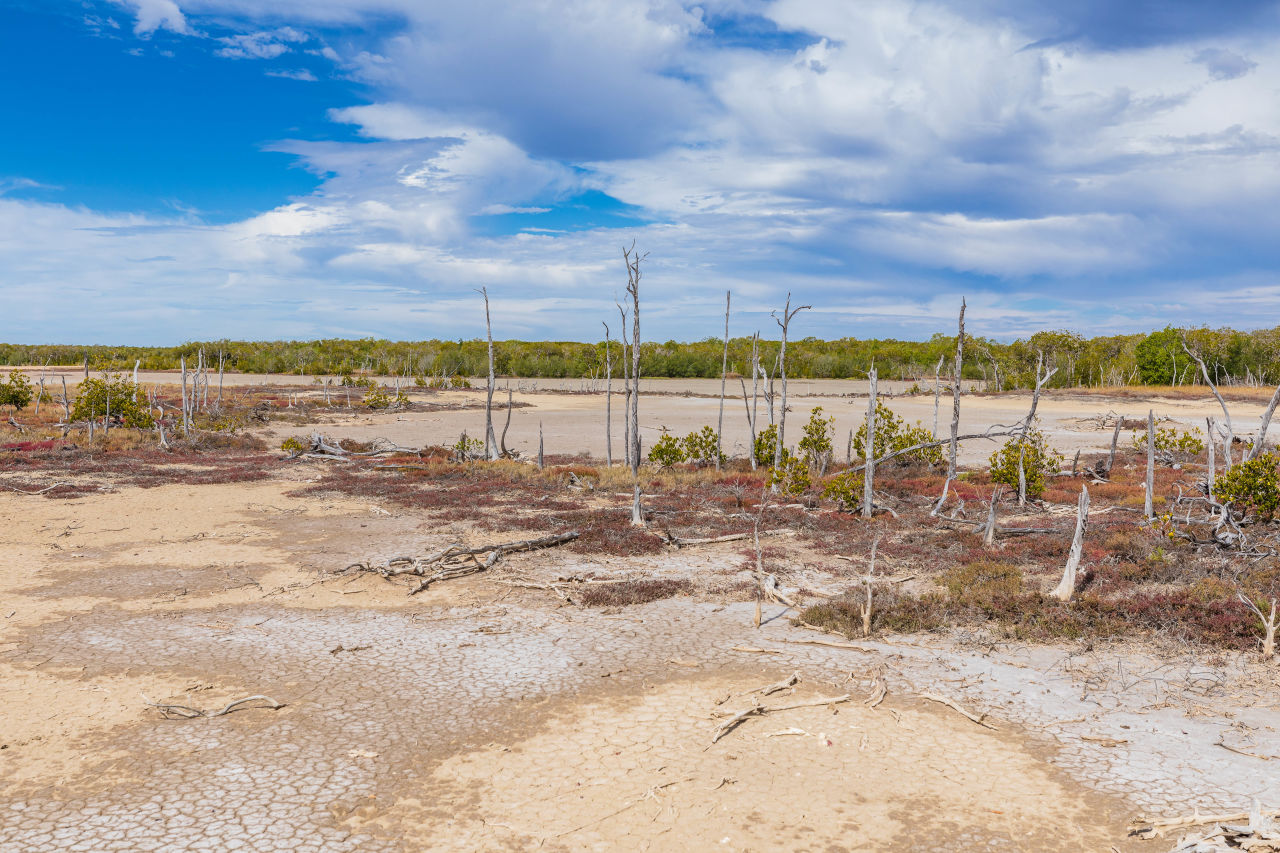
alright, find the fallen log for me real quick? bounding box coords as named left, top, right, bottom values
left=344, top=530, right=580, bottom=595
left=662, top=528, right=794, bottom=547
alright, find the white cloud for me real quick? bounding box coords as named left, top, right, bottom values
left=111, top=0, right=188, bottom=35
left=215, top=27, right=308, bottom=59
left=265, top=68, right=318, bottom=81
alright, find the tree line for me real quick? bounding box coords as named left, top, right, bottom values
left=3, top=325, right=1280, bottom=389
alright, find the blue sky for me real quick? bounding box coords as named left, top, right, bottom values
left=2, top=0, right=1280, bottom=344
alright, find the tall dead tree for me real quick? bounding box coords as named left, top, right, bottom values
left=1106, top=414, right=1123, bottom=475
left=618, top=304, right=632, bottom=467
left=1144, top=408, right=1155, bottom=520
left=716, top=290, right=731, bottom=470
left=1252, top=382, right=1280, bottom=460
left=478, top=287, right=499, bottom=460
left=932, top=355, right=944, bottom=438
left=1017, top=351, right=1057, bottom=506
left=932, top=299, right=966, bottom=516
left=180, top=356, right=190, bottom=436
left=745, top=331, right=760, bottom=469
left=1051, top=485, right=1090, bottom=602
left=602, top=321, right=613, bottom=467
left=862, top=367, right=878, bottom=519
left=1181, top=336, right=1234, bottom=467
left=623, top=243, right=646, bottom=526
left=771, top=294, right=810, bottom=487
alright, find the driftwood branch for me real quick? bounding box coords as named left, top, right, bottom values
left=920, top=692, right=998, bottom=730
left=345, top=530, right=580, bottom=594
left=711, top=693, right=852, bottom=743
left=146, top=694, right=283, bottom=720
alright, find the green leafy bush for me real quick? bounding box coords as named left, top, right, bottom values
left=72, top=375, right=153, bottom=428
left=451, top=432, right=484, bottom=461
left=680, top=425, right=725, bottom=467
left=770, top=453, right=810, bottom=496
left=797, top=407, right=835, bottom=469
left=1132, top=425, right=1205, bottom=457
left=853, top=402, right=941, bottom=466
left=820, top=470, right=864, bottom=512
left=363, top=387, right=392, bottom=409
left=648, top=433, right=685, bottom=467
left=1215, top=453, right=1280, bottom=521
left=0, top=373, right=33, bottom=412
left=988, top=427, right=1063, bottom=498
left=281, top=436, right=307, bottom=456
left=754, top=423, right=778, bottom=468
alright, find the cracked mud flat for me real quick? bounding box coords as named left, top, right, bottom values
left=1, top=479, right=1277, bottom=852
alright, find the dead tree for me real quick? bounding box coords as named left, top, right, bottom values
left=1239, top=595, right=1277, bottom=660
left=862, top=367, right=877, bottom=519
left=932, top=299, right=966, bottom=516
left=618, top=304, right=632, bottom=468
left=180, top=356, right=190, bottom=435
left=1016, top=351, right=1057, bottom=506
left=981, top=485, right=1002, bottom=547
left=538, top=421, right=545, bottom=470
left=478, top=287, right=499, bottom=460
left=623, top=243, right=646, bottom=526
left=1106, top=414, right=1123, bottom=475
left=1182, top=336, right=1235, bottom=466
left=716, top=290, right=731, bottom=470
left=1051, top=485, right=1090, bottom=601
left=1252, top=382, right=1280, bottom=460
left=932, top=355, right=944, bottom=438
left=602, top=321, right=613, bottom=467
left=1207, top=417, right=1217, bottom=512
left=1144, top=408, right=1155, bottom=520
left=771, top=294, right=810, bottom=488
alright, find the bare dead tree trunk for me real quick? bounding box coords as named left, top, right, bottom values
left=846, top=428, right=853, bottom=465
left=1106, top=414, right=1123, bottom=475
left=1017, top=351, right=1057, bottom=506
left=132, top=359, right=140, bottom=402
left=618, top=304, right=631, bottom=468
left=1051, top=485, right=1090, bottom=601
left=1145, top=408, right=1155, bottom=520
left=862, top=367, right=877, bottom=519
left=60, top=375, right=69, bottom=423
left=932, top=355, right=944, bottom=438
left=602, top=321, right=613, bottom=467
left=83, top=354, right=88, bottom=381
left=217, top=351, right=225, bottom=411
left=749, top=332, right=760, bottom=468
left=1182, top=337, right=1235, bottom=467
left=479, top=287, right=498, bottom=460
left=499, top=387, right=513, bottom=457
left=1207, top=416, right=1217, bottom=512
left=716, top=290, right=731, bottom=470
left=1239, top=595, right=1277, bottom=660
left=538, top=421, right=544, bottom=470
left=180, top=356, right=190, bottom=436
left=771, top=294, right=810, bottom=488
left=982, top=485, right=1002, bottom=547
left=623, top=243, right=646, bottom=526
left=1252, top=382, right=1280, bottom=460
left=932, top=299, right=965, bottom=516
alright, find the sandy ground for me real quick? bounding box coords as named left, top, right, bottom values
left=2, top=467, right=1277, bottom=851
left=262, top=384, right=1261, bottom=467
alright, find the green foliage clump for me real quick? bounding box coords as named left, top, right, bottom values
left=648, top=433, right=685, bottom=467
left=988, top=427, right=1063, bottom=498
left=363, top=387, right=392, bottom=409
left=72, top=375, right=153, bottom=427
left=754, top=423, right=779, bottom=468
left=820, top=470, right=864, bottom=512
left=770, top=454, right=810, bottom=496
left=341, top=373, right=375, bottom=388
left=853, top=401, right=941, bottom=466
left=797, top=407, right=835, bottom=469
left=0, top=372, right=33, bottom=411
left=451, top=432, right=484, bottom=461
left=1215, top=453, right=1280, bottom=521
left=281, top=436, right=307, bottom=456
left=680, top=425, right=725, bottom=467
left=1132, top=425, right=1205, bottom=457
left=647, top=426, right=726, bottom=467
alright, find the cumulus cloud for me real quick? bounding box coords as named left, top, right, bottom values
left=23, top=0, right=1280, bottom=342
left=110, top=0, right=188, bottom=35
left=215, top=27, right=308, bottom=59
left=1192, top=46, right=1258, bottom=80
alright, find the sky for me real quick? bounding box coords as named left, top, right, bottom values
left=2, top=0, right=1280, bottom=345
